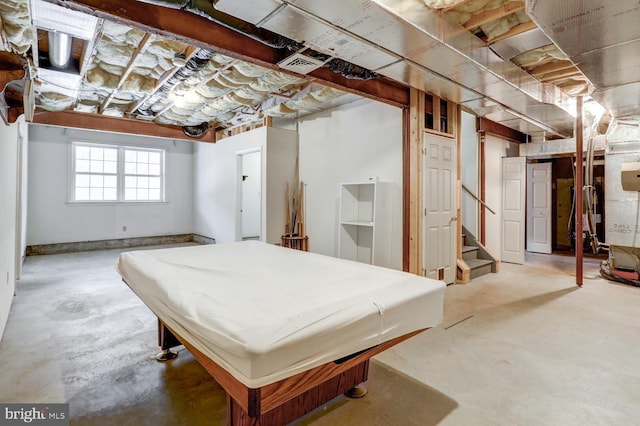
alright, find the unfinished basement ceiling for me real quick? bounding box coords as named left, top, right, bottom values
left=0, top=0, right=638, bottom=139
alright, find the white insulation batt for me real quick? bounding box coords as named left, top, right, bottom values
left=33, top=2, right=347, bottom=126
left=445, top=0, right=530, bottom=41
left=0, top=0, right=32, bottom=54
left=117, top=241, right=445, bottom=388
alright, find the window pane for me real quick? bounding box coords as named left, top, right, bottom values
left=90, top=188, right=103, bottom=200
left=75, top=188, right=89, bottom=200
left=125, top=162, right=136, bottom=174
left=76, top=146, right=90, bottom=160
left=104, top=148, right=117, bottom=161
left=125, top=150, right=137, bottom=162
left=76, top=174, right=90, bottom=187
left=125, top=176, right=136, bottom=188
left=76, top=159, right=90, bottom=172
left=137, top=188, right=149, bottom=200
left=125, top=188, right=136, bottom=200
left=90, top=148, right=104, bottom=160
left=149, top=177, right=161, bottom=189
left=104, top=188, right=117, bottom=200
left=138, top=163, right=149, bottom=175
left=138, top=176, right=149, bottom=188
left=104, top=175, right=117, bottom=188
left=137, top=151, right=149, bottom=162
left=104, top=161, right=117, bottom=174
left=149, top=164, right=160, bottom=175
left=149, top=189, right=161, bottom=200
left=90, top=160, right=104, bottom=173
left=90, top=175, right=103, bottom=187
left=149, top=152, right=161, bottom=164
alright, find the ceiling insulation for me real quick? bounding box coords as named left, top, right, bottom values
left=0, top=0, right=32, bottom=55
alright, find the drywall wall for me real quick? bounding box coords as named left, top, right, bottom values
left=27, top=125, right=194, bottom=245
left=484, top=134, right=519, bottom=259
left=16, top=122, right=28, bottom=279
left=193, top=126, right=297, bottom=244
left=298, top=99, right=404, bottom=270
left=461, top=110, right=479, bottom=237
left=0, top=117, right=22, bottom=341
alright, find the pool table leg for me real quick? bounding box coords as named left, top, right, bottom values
left=156, top=319, right=179, bottom=362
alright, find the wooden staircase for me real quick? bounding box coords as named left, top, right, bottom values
left=457, top=226, right=499, bottom=283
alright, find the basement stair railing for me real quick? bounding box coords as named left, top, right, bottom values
left=462, top=184, right=496, bottom=215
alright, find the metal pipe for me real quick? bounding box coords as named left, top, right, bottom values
left=576, top=96, right=584, bottom=287
left=48, top=31, right=73, bottom=69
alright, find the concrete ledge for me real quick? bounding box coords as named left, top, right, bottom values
left=26, top=234, right=216, bottom=256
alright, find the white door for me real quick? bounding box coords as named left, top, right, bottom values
left=423, top=133, right=456, bottom=284
left=527, top=162, right=552, bottom=254
left=240, top=151, right=261, bottom=240
left=501, top=157, right=526, bottom=264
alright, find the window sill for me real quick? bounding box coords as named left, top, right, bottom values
left=65, top=201, right=169, bottom=206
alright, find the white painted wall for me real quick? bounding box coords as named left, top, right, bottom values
left=484, top=134, right=518, bottom=259
left=193, top=126, right=297, bottom=244
left=0, top=116, right=23, bottom=341
left=27, top=125, right=194, bottom=245
left=461, top=110, right=479, bottom=237
left=298, top=100, right=404, bottom=270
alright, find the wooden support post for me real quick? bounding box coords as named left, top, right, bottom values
left=407, top=88, right=424, bottom=275
left=575, top=96, right=584, bottom=287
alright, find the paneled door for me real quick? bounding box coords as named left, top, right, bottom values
left=501, top=157, right=526, bottom=264
left=423, top=133, right=456, bottom=284
left=527, top=162, right=552, bottom=254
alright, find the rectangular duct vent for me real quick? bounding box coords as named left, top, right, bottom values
left=277, top=53, right=326, bottom=75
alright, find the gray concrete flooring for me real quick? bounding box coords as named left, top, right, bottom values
left=0, top=246, right=639, bottom=425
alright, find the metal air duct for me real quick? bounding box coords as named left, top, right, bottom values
left=214, top=0, right=575, bottom=139
left=527, top=0, right=640, bottom=121
left=47, top=31, right=73, bottom=69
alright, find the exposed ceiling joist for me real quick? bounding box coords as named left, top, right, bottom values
left=488, top=21, right=537, bottom=43
left=33, top=110, right=217, bottom=142
left=529, top=60, right=575, bottom=76
left=40, top=0, right=409, bottom=108
left=99, top=32, right=155, bottom=114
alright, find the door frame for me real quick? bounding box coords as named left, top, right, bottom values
left=236, top=148, right=263, bottom=242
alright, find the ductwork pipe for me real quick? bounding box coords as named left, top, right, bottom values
left=48, top=31, right=73, bottom=69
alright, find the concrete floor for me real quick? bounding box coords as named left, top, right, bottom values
left=1, top=246, right=639, bottom=425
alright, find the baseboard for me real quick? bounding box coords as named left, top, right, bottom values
left=26, top=234, right=216, bottom=256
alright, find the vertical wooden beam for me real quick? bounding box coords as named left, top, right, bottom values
left=433, top=95, right=441, bottom=133
left=407, top=87, right=424, bottom=275
left=456, top=104, right=462, bottom=261
left=403, top=107, right=411, bottom=272
left=575, top=96, right=584, bottom=287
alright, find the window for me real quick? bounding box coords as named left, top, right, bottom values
left=72, top=143, right=165, bottom=202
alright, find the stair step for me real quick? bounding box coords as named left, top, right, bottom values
left=467, top=258, right=494, bottom=279
left=462, top=245, right=479, bottom=261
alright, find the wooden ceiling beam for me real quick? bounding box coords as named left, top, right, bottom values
left=463, top=2, right=525, bottom=29
left=477, top=116, right=527, bottom=143
left=41, top=0, right=409, bottom=107
left=33, top=110, right=217, bottom=143
left=529, top=60, right=575, bottom=76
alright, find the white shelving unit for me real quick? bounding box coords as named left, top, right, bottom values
left=338, top=178, right=391, bottom=267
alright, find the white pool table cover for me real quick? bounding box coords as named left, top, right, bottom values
left=116, top=241, right=445, bottom=388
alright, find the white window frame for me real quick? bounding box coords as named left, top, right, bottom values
left=70, top=142, right=166, bottom=203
